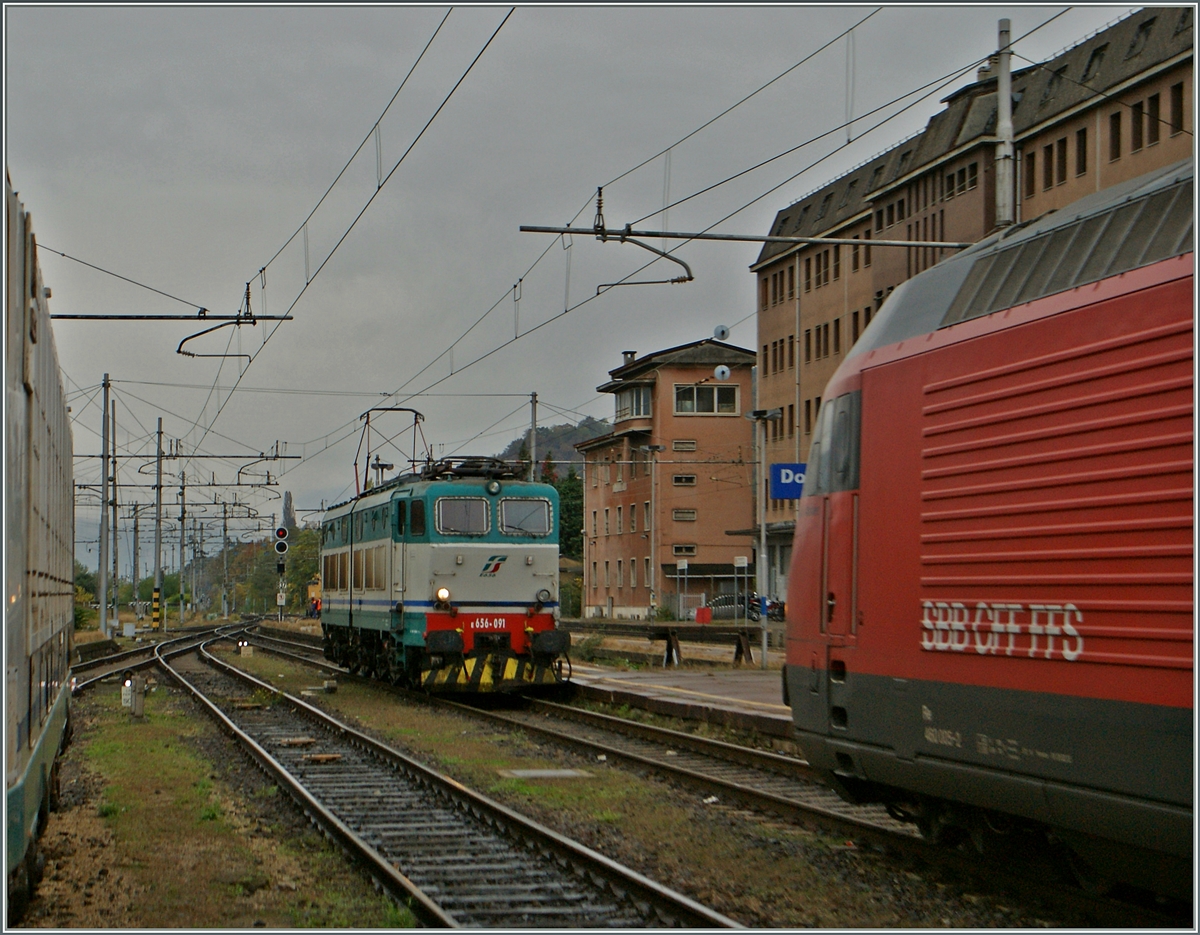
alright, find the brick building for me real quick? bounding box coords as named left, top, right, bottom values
left=751, top=7, right=1193, bottom=582
left=577, top=339, right=757, bottom=619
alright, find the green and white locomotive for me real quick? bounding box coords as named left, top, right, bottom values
left=320, top=458, right=570, bottom=692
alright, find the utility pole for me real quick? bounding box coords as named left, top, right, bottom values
left=98, top=374, right=110, bottom=639
left=190, top=517, right=197, bottom=620
left=222, top=502, right=229, bottom=619
left=111, top=399, right=119, bottom=632
left=153, top=418, right=163, bottom=630
left=178, top=471, right=186, bottom=628
left=198, top=519, right=204, bottom=613
left=131, top=504, right=140, bottom=628
left=995, top=18, right=1015, bottom=228
left=529, top=391, right=538, bottom=481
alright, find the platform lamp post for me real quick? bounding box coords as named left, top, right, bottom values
left=747, top=408, right=782, bottom=669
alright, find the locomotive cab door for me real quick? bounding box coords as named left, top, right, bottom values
left=798, top=393, right=861, bottom=741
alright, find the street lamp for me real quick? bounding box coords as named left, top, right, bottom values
left=638, top=444, right=666, bottom=619
left=746, top=408, right=782, bottom=669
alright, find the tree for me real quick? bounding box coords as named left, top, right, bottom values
left=554, top=465, right=583, bottom=560
left=74, top=559, right=96, bottom=599
left=284, top=527, right=320, bottom=611
left=539, top=452, right=557, bottom=484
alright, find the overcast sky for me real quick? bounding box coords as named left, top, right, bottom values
left=5, top=3, right=1135, bottom=570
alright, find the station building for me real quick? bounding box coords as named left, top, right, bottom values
left=577, top=339, right=757, bottom=619
left=752, top=7, right=1193, bottom=585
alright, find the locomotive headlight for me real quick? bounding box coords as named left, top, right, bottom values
left=486, top=480, right=501, bottom=495
left=436, top=587, right=452, bottom=602
left=536, top=588, right=552, bottom=603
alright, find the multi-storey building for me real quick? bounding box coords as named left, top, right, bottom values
left=577, top=339, right=757, bottom=619
left=752, top=7, right=1192, bottom=584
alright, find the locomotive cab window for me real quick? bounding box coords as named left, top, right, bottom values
left=395, top=500, right=406, bottom=536
left=499, top=498, right=551, bottom=536
left=436, top=497, right=489, bottom=535
left=410, top=500, right=426, bottom=536
left=805, top=391, right=861, bottom=496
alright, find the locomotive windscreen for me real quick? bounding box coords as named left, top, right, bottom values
left=436, top=497, right=489, bottom=535
left=499, top=498, right=552, bottom=536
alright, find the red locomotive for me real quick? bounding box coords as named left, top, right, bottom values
left=784, top=160, right=1193, bottom=899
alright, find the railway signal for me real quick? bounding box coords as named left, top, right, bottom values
left=274, top=526, right=289, bottom=554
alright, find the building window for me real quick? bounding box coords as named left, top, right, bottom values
left=822, top=322, right=830, bottom=358
left=591, top=510, right=597, bottom=536
left=851, top=310, right=860, bottom=344
left=629, top=504, right=636, bottom=533
left=832, top=244, right=840, bottom=280
left=1147, top=93, right=1160, bottom=145
left=1170, top=82, right=1184, bottom=134
left=1025, top=150, right=1038, bottom=196
left=957, top=167, right=968, bottom=194
left=617, top=560, right=623, bottom=588
left=672, top=509, right=697, bottom=522
left=944, top=173, right=955, bottom=199
left=1043, top=144, right=1054, bottom=189
left=804, top=399, right=812, bottom=434
left=592, top=562, right=597, bottom=589
left=762, top=344, right=769, bottom=373
left=967, top=162, right=978, bottom=189
left=833, top=319, right=841, bottom=355
left=644, top=501, right=651, bottom=530
left=886, top=203, right=894, bottom=227
left=1110, top=111, right=1121, bottom=160
left=644, top=556, right=650, bottom=585
left=787, top=264, right=795, bottom=298
left=674, top=384, right=737, bottom=414
left=1131, top=100, right=1144, bottom=151
left=875, top=209, right=883, bottom=232
left=804, top=256, right=812, bottom=291
left=1081, top=43, right=1107, bottom=82
left=787, top=403, right=794, bottom=437
left=604, top=508, right=610, bottom=535
left=604, top=561, right=610, bottom=588
left=672, top=544, right=697, bottom=557
left=672, top=439, right=698, bottom=454
left=863, top=229, right=871, bottom=266
left=760, top=279, right=768, bottom=309
left=1076, top=128, right=1087, bottom=176
left=1055, top=138, right=1067, bottom=184
left=788, top=334, right=795, bottom=369
left=896, top=198, right=906, bottom=221
left=672, top=474, right=697, bottom=486
left=852, top=236, right=860, bottom=271
left=629, top=558, right=636, bottom=588
left=804, top=329, right=812, bottom=363
left=615, top=386, right=651, bottom=421
left=616, top=506, right=623, bottom=534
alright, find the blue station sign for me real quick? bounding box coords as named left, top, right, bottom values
left=769, top=462, right=806, bottom=499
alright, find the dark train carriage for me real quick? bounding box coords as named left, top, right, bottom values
left=785, top=160, right=1193, bottom=898
left=6, top=174, right=75, bottom=921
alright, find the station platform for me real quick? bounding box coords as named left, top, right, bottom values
left=568, top=661, right=795, bottom=741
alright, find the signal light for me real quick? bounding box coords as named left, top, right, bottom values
left=274, top=540, right=288, bottom=554
left=275, top=526, right=288, bottom=539
left=275, top=526, right=289, bottom=554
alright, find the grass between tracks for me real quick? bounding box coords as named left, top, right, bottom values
left=215, top=645, right=1049, bottom=928
left=28, top=681, right=413, bottom=928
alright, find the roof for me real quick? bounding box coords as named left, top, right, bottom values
left=596, top=338, right=756, bottom=392
left=754, top=7, right=1193, bottom=267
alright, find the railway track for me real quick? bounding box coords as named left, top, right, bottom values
left=153, top=632, right=739, bottom=928
left=69, top=624, right=234, bottom=693
left=241, top=627, right=1190, bottom=928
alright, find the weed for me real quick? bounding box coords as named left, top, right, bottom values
left=594, top=809, right=621, bottom=823
left=98, top=802, right=120, bottom=818
left=199, top=804, right=221, bottom=822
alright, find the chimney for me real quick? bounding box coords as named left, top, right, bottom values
left=995, top=20, right=1014, bottom=228
left=622, top=350, right=637, bottom=366
left=977, top=53, right=999, bottom=82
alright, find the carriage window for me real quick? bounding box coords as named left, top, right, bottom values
left=410, top=500, right=426, bottom=536
left=395, top=500, right=406, bottom=535
left=500, top=498, right=551, bottom=536
left=436, top=497, right=489, bottom=535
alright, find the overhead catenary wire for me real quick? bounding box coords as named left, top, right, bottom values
left=38, top=244, right=211, bottom=312
left=193, top=8, right=514, bottom=451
